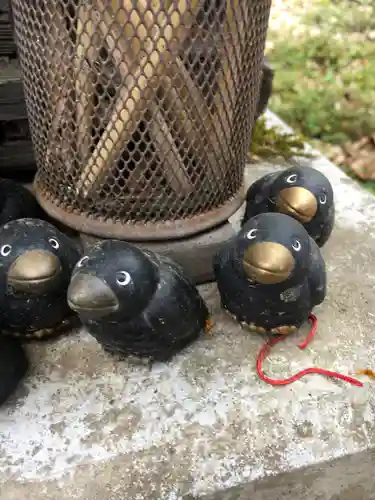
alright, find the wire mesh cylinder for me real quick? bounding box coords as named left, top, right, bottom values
left=11, top=0, right=271, bottom=240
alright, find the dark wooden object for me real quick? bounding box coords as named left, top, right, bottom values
left=0, top=0, right=16, bottom=57
left=0, top=1, right=37, bottom=176
left=0, top=58, right=37, bottom=175
left=255, top=56, right=274, bottom=119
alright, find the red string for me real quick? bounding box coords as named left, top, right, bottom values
left=256, top=314, right=363, bottom=387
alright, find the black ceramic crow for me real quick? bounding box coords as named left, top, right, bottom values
left=214, top=212, right=326, bottom=334
left=0, top=178, right=45, bottom=227
left=0, top=218, right=81, bottom=340
left=67, top=240, right=211, bottom=362
left=0, top=335, right=29, bottom=406
left=242, top=166, right=335, bottom=247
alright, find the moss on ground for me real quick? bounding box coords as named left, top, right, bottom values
left=249, top=116, right=314, bottom=163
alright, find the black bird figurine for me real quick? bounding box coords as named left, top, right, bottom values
left=0, top=335, right=29, bottom=406
left=0, top=218, right=81, bottom=340
left=214, top=213, right=326, bottom=334
left=67, top=240, right=211, bottom=362
left=242, top=166, right=335, bottom=247
left=0, top=178, right=45, bottom=227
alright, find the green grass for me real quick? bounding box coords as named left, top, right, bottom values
left=266, top=0, right=375, bottom=146
left=250, top=116, right=314, bottom=163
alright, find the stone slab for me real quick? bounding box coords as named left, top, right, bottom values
left=190, top=449, right=375, bottom=500
left=2, top=111, right=375, bottom=499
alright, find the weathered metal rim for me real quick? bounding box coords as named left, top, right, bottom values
left=34, top=183, right=245, bottom=241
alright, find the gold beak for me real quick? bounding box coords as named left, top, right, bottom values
left=243, top=242, right=295, bottom=285
left=276, top=187, right=317, bottom=223
left=67, top=273, right=119, bottom=319
left=8, top=250, right=62, bottom=294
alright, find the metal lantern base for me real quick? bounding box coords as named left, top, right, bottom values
left=80, top=221, right=236, bottom=285
left=34, top=183, right=244, bottom=241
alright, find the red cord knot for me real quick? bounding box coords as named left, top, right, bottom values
left=256, top=314, right=363, bottom=387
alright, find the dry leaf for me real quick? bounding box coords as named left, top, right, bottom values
left=349, top=152, right=375, bottom=181
left=331, top=135, right=375, bottom=181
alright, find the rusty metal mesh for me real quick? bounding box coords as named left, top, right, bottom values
left=11, top=0, right=271, bottom=240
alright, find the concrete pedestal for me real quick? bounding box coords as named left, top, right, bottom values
left=2, top=112, right=375, bottom=500
left=81, top=221, right=236, bottom=285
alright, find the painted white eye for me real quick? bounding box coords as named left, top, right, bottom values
left=116, top=271, right=131, bottom=286
left=49, top=238, right=60, bottom=249
left=0, top=244, right=11, bottom=257
left=247, top=229, right=257, bottom=240
left=319, top=193, right=327, bottom=204
left=77, top=256, right=89, bottom=267
left=286, top=174, right=297, bottom=184
left=292, top=240, right=301, bottom=252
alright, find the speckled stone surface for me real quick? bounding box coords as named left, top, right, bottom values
left=2, top=112, right=375, bottom=500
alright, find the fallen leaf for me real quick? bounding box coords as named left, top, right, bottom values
left=349, top=152, right=375, bottom=180
left=331, top=135, right=375, bottom=181
left=357, top=369, right=375, bottom=380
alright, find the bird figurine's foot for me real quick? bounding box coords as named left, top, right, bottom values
left=270, top=325, right=297, bottom=335
left=240, top=322, right=267, bottom=334
left=204, top=317, right=214, bottom=335
left=2, top=315, right=81, bottom=341
left=223, top=307, right=267, bottom=333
